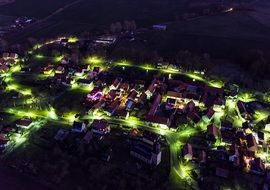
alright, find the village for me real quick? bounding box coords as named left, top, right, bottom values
left=0, top=34, right=269, bottom=189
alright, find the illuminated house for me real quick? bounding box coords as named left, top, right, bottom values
left=43, top=65, right=54, bottom=75
left=202, top=85, right=225, bottom=110
left=148, top=94, right=161, bottom=116
left=0, top=134, right=9, bottom=149
left=246, top=134, right=257, bottom=152
left=94, top=35, right=117, bottom=45
left=72, top=121, right=87, bottom=133
left=91, top=119, right=110, bottom=135
left=55, top=66, right=65, bottom=74
left=183, top=143, right=193, bottom=160
left=206, top=106, right=215, bottom=119
left=2, top=53, right=9, bottom=59
left=16, top=118, right=32, bottom=129
left=126, top=90, right=138, bottom=110
left=2, top=53, right=18, bottom=59
left=106, top=99, right=120, bottom=116
left=145, top=81, right=156, bottom=99
left=146, top=94, right=172, bottom=128
left=187, top=111, right=201, bottom=124
left=221, top=121, right=236, bottom=143
left=207, top=124, right=219, bottom=141
left=82, top=131, right=93, bottom=144
left=265, top=116, right=270, bottom=132
left=0, top=65, right=9, bottom=73
left=54, top=129, right=69, bottom=141
left=138, top=92, right=147, bottom=105
left=110, top=78, right=122, bottom=90
left=86, top=87, right=103, bottom=102
left=166, top=91, right=183, bottom=110
left=249, top=158, right=265, bottom=175
left=183, top=101, right=195, bottom=113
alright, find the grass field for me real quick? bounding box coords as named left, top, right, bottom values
left=0, top=0, right=74, bottom=18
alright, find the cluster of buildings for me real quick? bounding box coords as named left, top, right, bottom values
left=0, top=52, right=18, bottom=73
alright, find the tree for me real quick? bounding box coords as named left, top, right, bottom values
left=115, top=22, right=122, bottom=33
left=130, top=20, right=137, bottom=31
left=110, top=23, right=117, bottom=34
left=0, top=39, right=8, bottom=51
left=123, top=20, right=130, bottom=31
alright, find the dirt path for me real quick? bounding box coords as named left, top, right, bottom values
left=41, top=0, right=84, bottom=22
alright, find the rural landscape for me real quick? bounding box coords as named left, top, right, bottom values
left=0, top=0, right=269, bottom=190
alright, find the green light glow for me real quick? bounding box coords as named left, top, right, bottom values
left=86, top=56, right=104, bottom=65
left=253, top=110, right=269, bottom=123
left=140, top=64, right=155, bottom=71
left=238, top=92, right=256, bottom=102
left=185, top=72, right=205, bottom=82
left=35, top=54, right=44, bottom=59
left=63, top=112, right=77, bottom=123
left=115, top=60, right=131, bottom=67
left=53, top=55, right=64, bottom=62
left=47, top=107, right=58, bottom=120
left=68, top=37, right=78, bottom=43
left=208, top=80, right=224, bottom=88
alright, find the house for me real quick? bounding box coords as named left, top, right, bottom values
left=55, top=66, right=65, bottom=74
left=86, top=87, right=103, bottom=102
left=221, top=122, right=236, bottom=143
left=183, top=101, right=195, bottom=113
left=145, top=81, right=156, bottom=99
left=0, top=134, right=9, bottom=149
left=94, top=35, right=117, bottom=45
left=205, top=106, right=215, bottom=119
left=265, top=116, right=270, bottom=132
left=9, top=53, right=18, bottom=59
left=145, top=115, right=171, bottom=128
left=16, top=118, right=32, bottom=129
left=183, top=143, right=193, bottom=160
left=110, top=78, right=122, bottom=90
left=128, top=90, right=138, bottom=101
left=142, top=130, right=161, bottom=145
left=250, top=158, right=265, bottom=175
left=187, top=111, right=201, bottom=124
left=202, top=85, right=225, bottom=109
left=101, top=148, right=112, bottom=162
left=72, top=121, right=87, bottom=133
left=138, top=92, right=147, bottom=105
left=91, top=119, right=110, bottom=135
left=148, top=94, right=161, bottom=116
left=153, top=24, right=167, bottom=31
left=167, top=91, right=182, bottom=100
left=0, top=65, right=9, bottom=73
left=54, top=129, right=69, bottom=141
left=207, top=124, right=219, bottom=140
left=119, top=82, right=130, bottom=92
left=2, top=53, right=9, bottom=59
left=5, top=59, right=15, bottom=66
left=246, top=134, right=257, bottom=152
left=82, top=130, right=93, bottom=144
left=77, top=79, right=92, bottom=86
left=43, top=65, right=54, bottom=75
left=107, top=100, right=120, bottom=116
left=166, top=91, right=182, bottom=109
left=130, top=140, right=162, bottom=165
